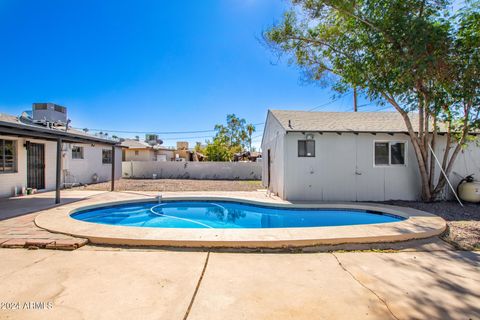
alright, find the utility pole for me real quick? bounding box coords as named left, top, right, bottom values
left=353, top=86, right=358, bottom=112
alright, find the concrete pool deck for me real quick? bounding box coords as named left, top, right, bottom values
left=0, top=190, right=106, bottom=250
left=0, top=247, right=478, bottom=319
left=0, top=191, right=477, bottom=319
left=34, top=191, right=446, bottom=249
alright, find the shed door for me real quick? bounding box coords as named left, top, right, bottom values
left=267, top=149, right=271, bottom=188
left=27, top=142, right=45, bottom=190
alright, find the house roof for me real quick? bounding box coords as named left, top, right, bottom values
left=0, top=113, right=118, bottom=145
left=121, top=139, right=172, bottom=150
left=121, top=139, right=152, bottom=149
left=269, top=110, right=444, bottom=133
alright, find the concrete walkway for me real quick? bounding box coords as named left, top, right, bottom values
left=0, top=190, right=105, bottom=249
left=0, top=246, right=478, bottom=320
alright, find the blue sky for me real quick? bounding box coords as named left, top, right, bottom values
left=0, top=0, right=375, bottom=148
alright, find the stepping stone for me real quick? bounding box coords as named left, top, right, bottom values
left=25, top=239, right=55, bottom=249
left=45, top=238, right=89, bottom=250
left=1, top=239, right=27, bottom=248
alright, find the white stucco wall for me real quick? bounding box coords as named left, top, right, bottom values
left=260, top=111, right=286, bottom=198
left=122, top=161, right=261, bottom=180
left=64, top=144, right=122, bottom=185
left=0, top=136, right=57, bottom=197
left=0, top=138, right=122, bottom=198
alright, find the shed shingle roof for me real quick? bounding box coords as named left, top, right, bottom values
left=269, top=110, right=435, bottom=133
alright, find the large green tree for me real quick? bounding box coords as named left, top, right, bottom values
left=204, top=114, right=257, bottom=161
left=266, top=0, right=480, bottom=201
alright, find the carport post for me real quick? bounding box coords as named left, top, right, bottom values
left=55, top=138, right=62, bottom=204
left=111, top=145, right=115, bottom=192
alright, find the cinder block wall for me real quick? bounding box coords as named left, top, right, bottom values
left=122, top=161, right=262, bottom=180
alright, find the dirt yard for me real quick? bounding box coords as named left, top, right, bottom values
left=77, top=178, right=264, bottom=192
left=386, top=200, right=480, bottom=250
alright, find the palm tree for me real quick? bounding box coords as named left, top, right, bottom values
left=246, top=124, right=255, bottom=152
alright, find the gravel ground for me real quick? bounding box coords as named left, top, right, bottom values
left=385, top=200, right=480, bottom=250
left=78, top=178, right=264, bottom=192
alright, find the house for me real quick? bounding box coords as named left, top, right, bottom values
left=0, top=103, right=122, bottom=201
left=261, top=110, right=480, bottom=201
left=121, top=137, right=175, bottom=162
left=174, top=141, right=205, bottom=162
left=233, top=151, right=262, bottom=162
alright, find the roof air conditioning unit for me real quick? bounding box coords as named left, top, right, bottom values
left=145, top=134, right=163, bottom=146
left=32, top=103, right=67, bottom=126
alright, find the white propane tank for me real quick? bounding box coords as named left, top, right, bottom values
left=458, top=175, right=480, bottom=203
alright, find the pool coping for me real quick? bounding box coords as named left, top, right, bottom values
left=35, top=193, right=447, bottom=248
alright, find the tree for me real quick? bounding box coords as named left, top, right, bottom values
left=213, top=114, right=249, bottom=148
left=204, top=114, right=255, bottom=161
left=195, top=142, right=203, bottom=153
left=204, top=139, right=232, bottom=161
left=265, top=0, right=480, bottom=201
left=246, top=123, right=256, bottom=151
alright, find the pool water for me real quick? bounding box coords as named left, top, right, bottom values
left=71, top=201, right=405, bottom=229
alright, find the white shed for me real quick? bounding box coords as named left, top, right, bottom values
left=261, top=110, right=480, bottom=201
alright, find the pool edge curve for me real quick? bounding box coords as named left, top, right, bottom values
left=35, top=194, right=447, bottom=249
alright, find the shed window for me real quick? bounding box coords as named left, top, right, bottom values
left=72, top=146, right=84, bottom=159
left=298, top=140, right=315, bottom=157
left=374, top=142, right=389, bottom=165
left=0, top=139, right=16, bottom=173
left=102, top=149, right=112, bottom=164
left=374, top=141, right=406, bottom=166
left=390, top=142, right=405, bottom=164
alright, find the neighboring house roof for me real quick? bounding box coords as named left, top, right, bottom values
left=269, top=110, right=446, bottom=133
left=121, top=139, right=152, bottom=149
left=0, top=112, right=118, bottom=145
left=121, top=139, right=172, bottom=150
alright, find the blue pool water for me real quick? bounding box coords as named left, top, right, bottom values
left=71, top=201, right=405, bottom=229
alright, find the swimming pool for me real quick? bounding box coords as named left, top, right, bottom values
left=71, top=200, right=405, bottom=229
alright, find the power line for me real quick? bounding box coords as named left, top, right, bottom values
left=74, top=98, right=341, bottom=142
left=357, top=102, right=375, bottom=108
left=161, top=135, right=215, bottom=141
left=307, top=97, right=340, bottom=111
left=75, top=97, right=342, bottom=136
left=73, top=122, right=265, bottom=135
left=251, top=134, right=264, bottom=141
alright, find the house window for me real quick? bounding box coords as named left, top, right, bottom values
left=102, top=149, right=112, bottom=164
left=0, top=139, right=17, bottom=173
left=135, top=150, right=139, bottom=156
left=298, top=140, right=315, bottom=157
left=72, top=146, right=84, bottom=159
left=374, top=141, right=406, bottom=166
